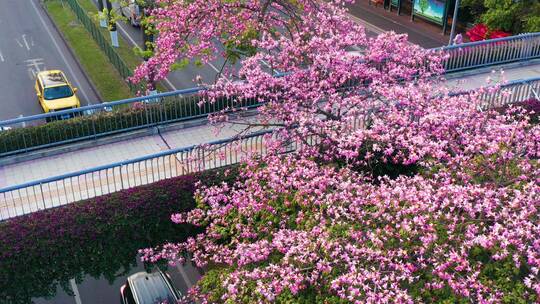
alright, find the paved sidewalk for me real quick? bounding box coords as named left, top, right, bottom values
left=0, top=118, right=259, bottom=189
left=0, top=61, right=538, bottom=219
left=445, top=63, right=540, bottom=91
left=347, top=0, right=452, bottom=48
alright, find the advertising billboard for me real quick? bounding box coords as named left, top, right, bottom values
left=413, top=0, right=447, bottom=25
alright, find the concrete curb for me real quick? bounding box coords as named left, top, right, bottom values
left=40, top=0, right=103, bottom=103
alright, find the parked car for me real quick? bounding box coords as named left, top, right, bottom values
left=35, top=70, right=80, bottom=120
left=0, top=126, right=11, bottom=132
left=120, top=270, right=182, bottom=304
left=120, top=0, right=142, bottom=27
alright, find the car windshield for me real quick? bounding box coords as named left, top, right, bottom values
left=43, top=85, right=73, bottom=100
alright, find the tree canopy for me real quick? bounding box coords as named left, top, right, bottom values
left=138, top=0, right=540, bottom=302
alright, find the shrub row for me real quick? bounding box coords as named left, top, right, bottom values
left=0, top=94, right=259, bottom=156
left=0, top=167, right=237, bottom=304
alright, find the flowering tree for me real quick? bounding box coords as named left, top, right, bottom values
left=138, top=0, right=540, bottom=302
left=130, top=0, right=357, bottom=84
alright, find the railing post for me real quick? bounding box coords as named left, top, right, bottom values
left=521, top=35, right=532, bottom=60
left=39, top=183, right=46, bottom=210
left=91, top=116, right=97, bottom=139
left=22, top=131, right=28, bottom=153
left=144, top=101, right=151, bottom=126
left=119, top=165, right=125, bottom=190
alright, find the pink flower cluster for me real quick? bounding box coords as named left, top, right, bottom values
left=138, top=0, right=540, bottom=302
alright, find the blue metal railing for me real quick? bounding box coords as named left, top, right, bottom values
left=0, top=130, right=275, bottom=220
left=437, top=32, right=540, bottom=72
left=1, top=33, right=539, bottom=158
left=446, top=76, right=540, bottom=112
left=1, top=75, right=539, bottom=220
left=0, top=87, right=263, bottom=157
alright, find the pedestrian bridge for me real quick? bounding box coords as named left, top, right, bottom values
left=1, top=33, right=539, bottom=220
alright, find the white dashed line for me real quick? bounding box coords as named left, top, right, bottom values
left=208, top=61, right=232, bottom=83
left=260, top=59, right=271, bottom=68
left=163, top=77, right=177, bottom=90
left=116, top=22, right=139, bottom=49
left=0, top=50, right=4, bottom=62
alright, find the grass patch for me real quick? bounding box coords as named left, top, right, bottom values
left=45, top=0, right=132, bottom=101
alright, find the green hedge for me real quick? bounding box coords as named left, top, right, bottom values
left=0, top=167, right=238, bottom=303
left=0, top=94, right=259, bottom=156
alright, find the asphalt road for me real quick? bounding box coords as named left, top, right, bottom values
left=33, top=259, right=203, bottom=304
left=0, top=0, right=99, bottom=121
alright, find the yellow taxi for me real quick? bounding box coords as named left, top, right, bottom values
left=35, top=70, right=80, bottom=113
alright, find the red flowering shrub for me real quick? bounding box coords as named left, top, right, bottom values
left=467, top=23, right=489, bottom=42
left=466, top=23, right=511, bottom=42
left=489, top=29, right=511, bottom=39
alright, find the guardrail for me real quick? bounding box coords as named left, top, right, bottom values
left=1, top=76, right=539, bottom=221
left=0, top=130, right=278, bottom=220
left=438, top=32, right=540, bottom=72
left=479, top=76, right=540, bottom=108
left=0, top=88, right=261, bottom=157
left=1, top=33, right=539, bottom=158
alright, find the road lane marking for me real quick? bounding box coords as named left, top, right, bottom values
left=22, top=34, right=30, bottom=50
left=15, top=38, right=23, bottom=48
left=260, top=59, right=271, bottom=68
left=260, top=59, right=282, bottom=74
left=163, top=77, right=177, bottom=90
left=116, top=22, right=140, bottom=50
left=29, top=0, right=92, bottom=103
left=26, top=58, right=45, bottom=79
left=0, top=50, right=4, bottom=62
left=69, top=279, right=83, bottom=304
left=207, top=61, right=232, bottom=83
left=176, top=264, right=195, bottom=289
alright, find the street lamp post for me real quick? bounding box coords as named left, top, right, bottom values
left=448, top=0, right=461, bottom=45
